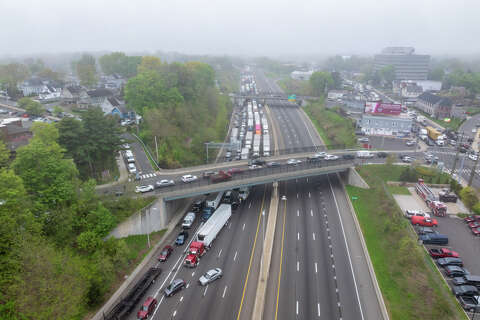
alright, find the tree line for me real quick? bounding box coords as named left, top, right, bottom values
left=125, top=56, right=232, bottom=167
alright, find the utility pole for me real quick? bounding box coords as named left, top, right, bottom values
left=154, top=136, right=159, bottom=163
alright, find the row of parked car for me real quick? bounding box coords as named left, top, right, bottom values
left=405, top=208, right=480, bottom=312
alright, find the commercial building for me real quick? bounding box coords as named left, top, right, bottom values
left=290, top=70, right=314, bottom=81
left=416, top=92, right=453, bottom=119
left=374, top=47, right=430, bottom=81
left=360, top=113, right=412, bottom=136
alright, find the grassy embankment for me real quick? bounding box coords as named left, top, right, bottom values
left=416, top=108, right=465, bottom=131
left=345, top=164, right=467, bottom=320
left=303, top=101, right=356, bottom=148
left=277, top=78, right=312, bottom=96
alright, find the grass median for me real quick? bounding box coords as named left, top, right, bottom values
left=303, top=101, right=356, bottom=149
left=345, top=165, right=467, bottom=320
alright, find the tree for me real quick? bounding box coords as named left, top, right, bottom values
left=137, top=56, right=163, bottom=74
left=460, top=187, right=479, bottom=212
left=18, top=97, right=44, bottom=117
left=99, top=52, right=141, bottom=78
left=0, top=63, right=29, bottom=87
left=379, top=65, right=395, bottom=87
left=74, top=54, right=97, bottom=87
left=428, top=67, right=445, bottom=81
left=37, top=67, right=63, bottom=82
left=0, top=140, right=9, bottom=169
left=309, top=72, right=334, bottom=97
left=52, top=105, right=63, bottom=116
left=331, top=71, right=342, bottom=90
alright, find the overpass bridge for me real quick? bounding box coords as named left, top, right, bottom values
left=229, top=93, right=320, bottom=106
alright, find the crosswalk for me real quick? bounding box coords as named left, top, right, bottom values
left=139, top=172, right=158, bottom=180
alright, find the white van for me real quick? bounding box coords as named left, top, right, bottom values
left=356, top=151, right=374, bottom=159
left=182, top=212, right=196, bottom=229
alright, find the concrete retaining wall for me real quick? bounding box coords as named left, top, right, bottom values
left=109, top=197, right=192, bottom=238
left=340, top=167, right=370, bottom=189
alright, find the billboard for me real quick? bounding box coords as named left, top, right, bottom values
left=365, top=102, right=402, bottom=115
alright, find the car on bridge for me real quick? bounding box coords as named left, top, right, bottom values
left=155, top=179, right=175, bottom=188
left=135, top=185, right=154, bottom=193
left=266, top=161, right=281, bottom=167
left=198, top=268, right=223, bottom=286
left=287, top=158, right=302, bottom=166
left=358, top=137, right=369, bottom=143
left=181, top=174, right=198, bottom=183
left=324, top=154, right=339, bottom=161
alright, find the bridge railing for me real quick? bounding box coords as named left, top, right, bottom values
left=154, top=157, right=357, bottom=195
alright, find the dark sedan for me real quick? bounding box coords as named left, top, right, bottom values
left=452, top=285, right=479, bottom=297
left=445, top=266, right=469, bottom=278
left=164, top=279, right=186, bottom=297
left=175, top=231, right=189, bottom=245
left=437, top=257, right=463, bottom=268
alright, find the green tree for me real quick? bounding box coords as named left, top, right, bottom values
left=309, top=72, right=334, bottom=97
left=428, top=67, right=445, bottom=81
left=74, top=54, right=97, bottom=87
left=18, top=97, right=44, bottom=117
left=99, top=52, right=141, bottom=78
left=0, top=63, right=29, bottom=87
left=52, top=105, right=63, bottom=116
left=460, top=187, right=479, bottom=211
left=0, top=140, right=9, bottom=169
left=379, top=65, right=395, bottom=86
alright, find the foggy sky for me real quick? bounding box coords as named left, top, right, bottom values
left=1, top=0, right=478, bottom=57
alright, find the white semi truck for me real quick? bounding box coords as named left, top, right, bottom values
left=197, top=204, right=232, bottom=248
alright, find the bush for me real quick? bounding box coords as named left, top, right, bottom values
left=460, top=187, right=479, bottom=212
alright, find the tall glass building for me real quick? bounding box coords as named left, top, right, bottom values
left=374, top=47, right=430, bottom=80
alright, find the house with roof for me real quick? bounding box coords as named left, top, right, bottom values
left=101, top=97, right=134, bottom=119
left=416, top=92, right=452, bottom=119
left=401, top=84, right=423, bottom=99
left=18, top=78, right=49, bottom=96
left=61, top=86, right=88, bottom=104
left=84, top=88, right=114, bottom=106
left=0, top=118, right=33, bottom=151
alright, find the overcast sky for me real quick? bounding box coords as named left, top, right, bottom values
left=1, top=0, right=478, bottom=57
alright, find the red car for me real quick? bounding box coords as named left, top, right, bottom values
left=468, top=221, right=480, bottom=229
left=428, top=248, right=460, bottom=259
left=137, top=296, right=157, bottom=319
left=411, top=216, right=438, bottom=227
left=472, top=227, right=480, bottom=237
left=157, top=245, right=173, bottom=262
left=227, top=168, right=244, bottom=175
left=464, top=215, right=480, bottom=223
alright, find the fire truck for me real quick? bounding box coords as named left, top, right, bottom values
left=415, top=179, right=447, bottom=216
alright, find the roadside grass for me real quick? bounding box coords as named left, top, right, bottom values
left=466, top=107, right=480, bottom=116
left=102, top=196, right=156, bottom=225
left=386, top=185, right=410, bottom=195
left=304, top=101, right=356, bottom=149
left=357, top=164, right=451, bottom=184
left=345, top=165, right=467, bottom=320
left=415, top=108, right=465, bottom=131
left=123, top=230, right=167, bottom=263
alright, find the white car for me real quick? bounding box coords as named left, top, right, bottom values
left=324, top=154, right=339, bottom=160
left=287, top=159, right=302, bottom=166
left=406, top=140, right=415, bottom=146
left=181, top=175, right=198, bottom=183
left=198, top=268, right=223, bottom=286
left=405, top=210, right=431, bottom=219
left=469, top=154, right=478, bottom=161
left=314, top=152, right=327, bottom=158
left=128, top=163, right=137, bottom=173
left=135, top=185, right=154, bottom=193
left=248, top=164, right=262, bottom=170
left=156, top=179, right=175, bottom=188
left=358, top=137, right=369, bottom=143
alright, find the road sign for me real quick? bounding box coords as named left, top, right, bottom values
left=288, top=94, right=296, bottom=102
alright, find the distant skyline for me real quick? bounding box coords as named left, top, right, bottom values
left=1, top=0, right=479, bottom=57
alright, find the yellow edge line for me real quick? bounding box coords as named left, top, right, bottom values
left=236, top=186, right=267, bottom=320
left=275, top=184, right=287, bottom=320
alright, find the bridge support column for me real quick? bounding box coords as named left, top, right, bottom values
left=340, top=168, right=370, bottom=189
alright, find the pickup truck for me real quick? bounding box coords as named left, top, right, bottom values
left=428, top=248, right=459, bottom=259
left=411, top=216, right=438, bottom=227
left=210, top=171, right=232, bottom=183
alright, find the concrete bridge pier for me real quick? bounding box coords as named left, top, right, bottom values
left=108, top=196, right=193, bottom=238
left=339, top=167, right=370, bottom=189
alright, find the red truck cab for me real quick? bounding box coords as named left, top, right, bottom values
left=184, top=254, right=199, bottom=267
left=411, top=216, right=438, bottom=227
left=428, top=248, right=459, bottom=259
left=189, top=241, right=205, bottom=257
left=137, top=296, right=157, bottom=319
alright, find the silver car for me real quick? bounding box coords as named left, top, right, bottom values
left=198, top=268, right=223, bottom=286
left=156, top=179, right=175, bottom=188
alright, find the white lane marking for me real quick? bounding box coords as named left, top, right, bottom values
left=312, top=233, right=316, bottom=241
left=297, top=193, right=299, bottom=199
left=296, top=301, right=299, bottom=315
left=186, top=283, right=190, bottom=288
left=328, top=175, right=365, bottom=320
left=315, top=262, right=318, bottom=273
left=204, top=285, right=208, bottom=296
left=218, top=249, right=222, bottom=258
left=222, top=286, right=228, bottom=298
left=192, top=272, right=195, bottom=277
left=180, top=296, right=184, bottom=302
left=310, top=209, right=313, bottom=217
left=297, top=210, right=299, bottom=217
left=228, top=222, right=231, bottom=229
left=249, top=202, right=252, bottom=208
left=297, top=232, right=300, bottom=240
left=309, top=192, right=311, bottom=198
left=297, top=261, right=299, bottom=271
left=234, top=251, right=238, bottom=261
left=317, top=303, right=321, bottom=317
left=173, top=310, right=177, bottom=317
left=307, top=178, right=309, bottom=182
left=242, top=223, right=246, bottom=231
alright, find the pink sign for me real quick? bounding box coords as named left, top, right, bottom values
left=365, top=102, right=402, bottom=115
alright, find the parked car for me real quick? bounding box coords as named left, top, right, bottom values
left=198, top=268, right=223, bottom=286
left=181, top=175, right=198, bottom=183
left=468, top=221, right=480, bottom=229
left=452, top=285, right=479, bottom=297
left=428, top=248, right=459, bottom=259
left=437, top=257, right=463, bottom=268
left=175, top=231, right=189, bottom=245
left=415, top=226, right=438, bottom=235
left=404, top=210, right=430, bottom=220
left=137, top=296, right=157, bottom=320
left=135, top=185, right=154, bottom=193
left=156, top=179, right=175, bottom=188
left=459, top=295, right=480, bottom=312
left=411, top=216, right=438, bottom=227
left=158, top=245, right=174, bottom=262
left=464, top=215, right=480, bottom=223
left=472, top=227, right=480, bottom=236
left=445, top=266, right=469, bottom=278
left=453, top=275, right=480, bottom=287
left=164, top=279, right=186, bottom=297
left=469, top=154, right=479, bottom=161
